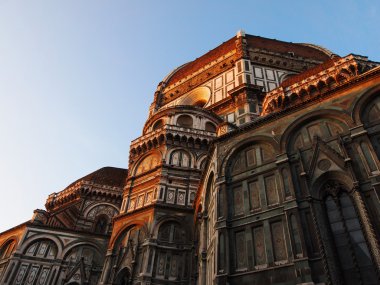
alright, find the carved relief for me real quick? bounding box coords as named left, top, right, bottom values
left=37, top=267, right=50, bottom=285
left=15, top=264, right=28, bottom=285
left=87, top=204, right=118, bottom=220
left=157, top=252, right=165, bottom=276
left=25, top=266, right=39, bottom=285
left=248, top=181, right=260, bottom=210
left=265, top=175, right=279, bottom=205
left=167, top=189, right=176, bottom=204
left=177, top=190, right=186, bottom=205
left=253, top=226, right=266, bottom=266
left=235, top=231, right=247, bottom=269
left=233, top=186, right=244, bottom=216
left=128, top=198, right=136, bottom=212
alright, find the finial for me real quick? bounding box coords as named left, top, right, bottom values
left=237, top=29, right=246, bottom=38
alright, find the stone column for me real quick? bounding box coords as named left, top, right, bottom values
left=200, top=214, right=207, bottom=285
left=352, top=188, right=380, bottom=271
left=98, top=250, right=113, bottom=284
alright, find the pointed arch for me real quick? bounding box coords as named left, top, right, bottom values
left=351, top=84, right=380, bottom=125
left=219, top=135, right=279, bottom=177
left=311, top=177, right=378, bottom=284
left=280, top=109, right=353, bottom=153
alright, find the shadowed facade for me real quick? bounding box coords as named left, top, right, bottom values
left=1, top=31, right=380, bottom=285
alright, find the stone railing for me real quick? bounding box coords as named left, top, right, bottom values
left=130, top=124, right=216, bottom=150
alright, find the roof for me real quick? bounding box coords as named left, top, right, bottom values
left=280, top=57, right=339, bottom=88
left=65, top=167, right=128, bottom=189
left=163, top=33, right=333, bottom=88
left=166, top=36, right=237, bottom=86
left=245, top=35, right=332, bottom=62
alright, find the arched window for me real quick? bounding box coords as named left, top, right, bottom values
left=152, top=119, right=164, bottom=131
left=288, top=118, right=348, bottom=152
left=0, top=239, right=16, bottom=260
left=135, top=152, right=160, bottom=175
left=229, top=143, right=275, bottom=175
left=114, top=267, right=130, bottom=285
left=205, top=122, right=216, bottom=132
left=227, top=142, right=278, bottom=218
left=176, top=115, right=193, bottom=128
left=25, top=239, right=57, bottom=259
left=65, top=245, right=102, bottom=267
left=361, top=94, right=380, bottom=126
left=322, top=183, right=377, bottom=285
left=158, top=222, right=184, bottom=243
left=170, top=150, right=190, bottom=167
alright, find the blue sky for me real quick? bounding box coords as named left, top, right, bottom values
left=0, top=0, right=379, bottom=232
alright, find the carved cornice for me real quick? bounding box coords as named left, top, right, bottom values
left=249, top=48, right=324, bottom=73
left=45, top=182, right=123, bottom=210
left=130, top=124, right=216, bottom=159
left=216, top=62, right=380, bottom=141
left=262, top=55, right=379, bottom=115
left=143, top=105, right=222, bottom=134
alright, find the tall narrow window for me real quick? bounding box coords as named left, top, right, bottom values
left=324, top=185, right=377, bottom=285
left=360, top=142, right=378, bottom=173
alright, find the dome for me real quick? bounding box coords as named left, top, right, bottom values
left=64, top=167, right=128, bottom=190
left=158, top=33, right=334, bottom=90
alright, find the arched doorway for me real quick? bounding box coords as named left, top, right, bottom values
left=114, top=267, right=130, bottom=285
left=320, top=181, right=378, bottom=285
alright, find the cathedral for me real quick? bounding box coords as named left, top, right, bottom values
left=1, top=31, right=380, bottom=285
